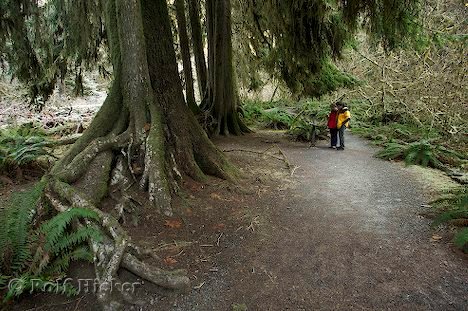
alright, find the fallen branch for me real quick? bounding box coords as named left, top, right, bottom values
left=223, top=148, right=284, bottom=161
left=224, top=146, right=297, bottom=176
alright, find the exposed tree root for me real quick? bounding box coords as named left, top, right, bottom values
left=121, top=253, right=189, bottom=289
left=47, top=180, right=190, bottom=309
left=41, top=89, right=233, bottom=308
left=42, top=94, right=232, bottom=309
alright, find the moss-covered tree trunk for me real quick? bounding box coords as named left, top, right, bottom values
left=47, top=0, right=234, bottom=308
left=202, top=0, right=250, bottom=136
left=175, top=0, right=198, bottom=113
left=187, top=0, right=208, bottom=99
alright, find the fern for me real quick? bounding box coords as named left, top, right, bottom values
left=377, top=140, right=464, bottom=169
left=39, top=207, right=100, bottom=252
left=376, top=141, right=407, bottom=160
left=0, top=125, right=51, bottom=174
left=0, top=181, right=46, bottom=274
left=50, top=226, right=102, bottom=255
left=0, top=275, right=7, bottom=288
left=45, top=246, right=95, bottom=276
left=0, top=182, right=103, bottom=302
left=404, top=140, right=441, bottom=168
left=261, top=108, right=293, bottom=129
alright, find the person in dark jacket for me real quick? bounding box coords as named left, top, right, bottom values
left=327, top=104, right=338, bottom=149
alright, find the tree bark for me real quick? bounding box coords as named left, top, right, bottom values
left=187, top=0, right=208, bottom=99
left=46, top=0, right=236, bottom=308
left=175, top=0, right=198, bottom=113
left=203, top=0, right=250, bottom=136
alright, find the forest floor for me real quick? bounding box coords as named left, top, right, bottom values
left=3, top=131, right=468, bottom=311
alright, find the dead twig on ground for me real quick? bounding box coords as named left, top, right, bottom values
left=224, top=146, right=298, bottom=176
left=216, top=233, right=223, bottom=246
left=223, top=148, right=284, bottom=162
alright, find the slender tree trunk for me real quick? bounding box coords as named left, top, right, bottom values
left=187, top=0, right=208, bottom=99
left=203, top=0, right=250, bottom=136
left=46, top=0, right=235, bottom=308
left=175, top=0, right=198, bottom=113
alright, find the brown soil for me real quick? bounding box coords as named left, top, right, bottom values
left=3, top=131, right=468, bottom=311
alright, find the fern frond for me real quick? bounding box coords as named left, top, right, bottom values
left=39, top=208, right=100, bottom=251
left=45, top=246, right=94, bottom=276
left=28, top=246, right=50, bottom=276
left=3, top=275, right=29, bottom=302
left=0, top=274, right=8, bottom=288
left=51, top=226, right=102, bottom=255
left=0, top=125, right=52, bottom=174
left=0, top=206, right=7, bottom=272
left=0, top=181, right=102, bottom=301
left=0, top=181, right=46, bottom=275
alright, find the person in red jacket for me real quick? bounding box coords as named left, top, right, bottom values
left=327, top=104, right=338, bottom=149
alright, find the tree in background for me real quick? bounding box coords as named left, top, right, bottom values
left=202, top=0, right=251, bottom=136
left=175, top=0, right=198, bottom=113
left=188, top=0, right=208, bottom=99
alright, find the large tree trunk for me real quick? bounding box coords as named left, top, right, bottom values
left=203, top=0, right=250, bottom=136
left=175, top=0, right=198, bottom=113
left=187, top=0, right=208, bottom=99
left=47, top=0, right=235, bottom=308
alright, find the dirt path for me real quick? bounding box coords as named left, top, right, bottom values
left=169, top=132, right=467, bottom=310
left=7, top=132, right=467, bottom=311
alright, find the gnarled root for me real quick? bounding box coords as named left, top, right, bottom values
left=47, top=180, right=190, bottom=310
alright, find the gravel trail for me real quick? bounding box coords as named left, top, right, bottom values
left=172, top=132, right=468, bottom=310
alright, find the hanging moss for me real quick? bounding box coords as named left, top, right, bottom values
left=0, top=0, right=107, bottom=108
left=236, top=0, right=422, bottom=97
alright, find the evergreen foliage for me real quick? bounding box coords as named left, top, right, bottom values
left=335, top=0, right=467, bottom=164
left=241, top=100, right=294, bottom=129
left=261, top=108, right=294, bottom=129
left=0, top=181, right=102, bottom=301
left=236, top=0, right=422, bottom=97
left=1, top=0, right=424, bottom=104
left=0, top=0, right=106, bottom=107
left=454, top=228, right=468, bottom=252
left=348, top=93, right=467, bottom=171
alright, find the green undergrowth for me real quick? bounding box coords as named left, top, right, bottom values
left=0, top=123, right=53, bottom=177
left=241, top=99, right=329, bottom=142
left=242, top=97, right=467, bottom=171
left=349, top=99, right=468, bottom=171
left=431, top=187, right=468, bottom=253
left=0, top=181, right=102, bottom=302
